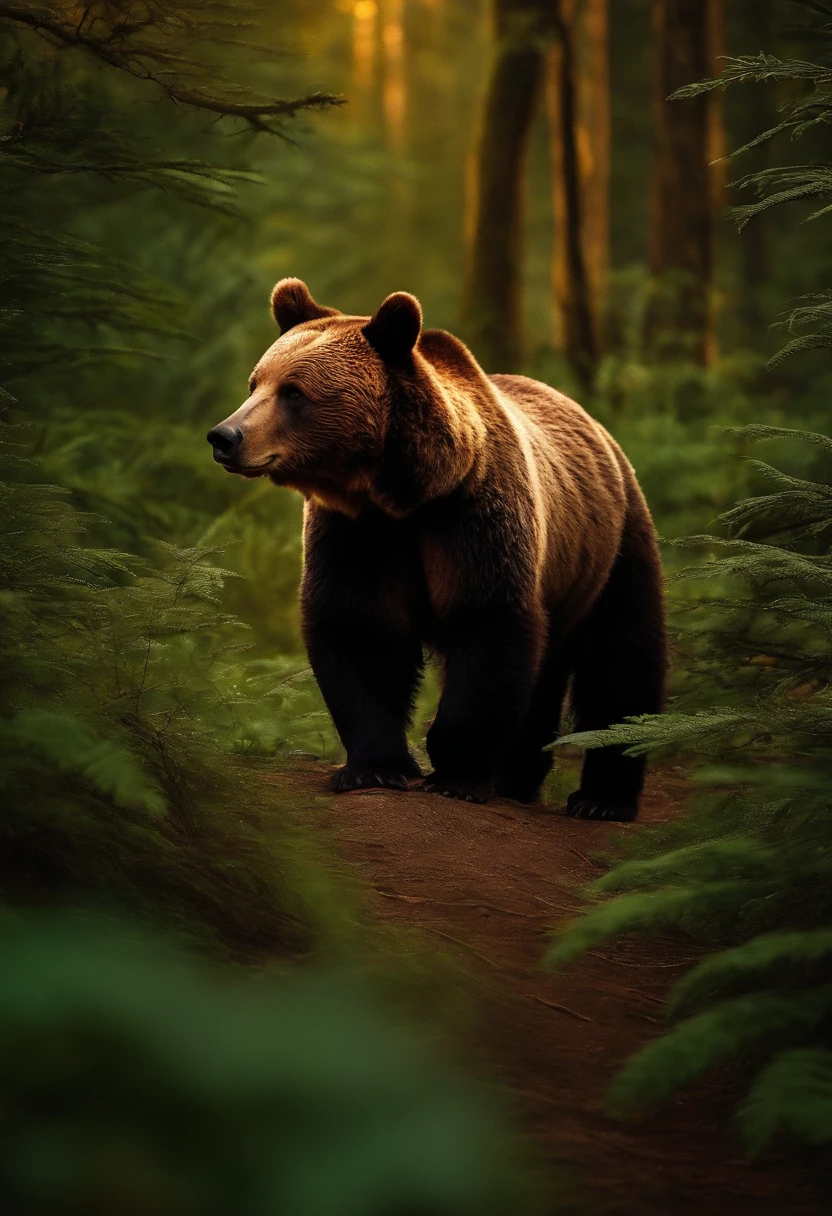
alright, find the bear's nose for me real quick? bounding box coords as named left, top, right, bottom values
left=207, top=425, right=242, bottom=465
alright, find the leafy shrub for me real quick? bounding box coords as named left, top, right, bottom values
left=0, top=913, right=541, bottom=1216
left=546, top=427, right=832, bottom=1159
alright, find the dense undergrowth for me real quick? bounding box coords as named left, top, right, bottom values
left=547, top=3, right=832, bottom=1167
left=0, top=912, right=541, bottom=1216
left=548, top=425, right=832, bottom=1159
left=0, top=0, right=348, bottom=949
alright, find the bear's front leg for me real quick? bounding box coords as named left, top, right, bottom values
left=424, top=608, right=541, bottom=803
left=305, top=613, right=424, bottom=793
left=302, top=505, right=424, bottom=793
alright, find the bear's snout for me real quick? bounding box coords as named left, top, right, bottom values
left=207, top=424, right=243, bottom=467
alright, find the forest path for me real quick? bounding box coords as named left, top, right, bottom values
left=275, top=763, right=821, bottom=1215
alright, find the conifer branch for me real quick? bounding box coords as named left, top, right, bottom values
left=0, top=3, right=343, bottom=134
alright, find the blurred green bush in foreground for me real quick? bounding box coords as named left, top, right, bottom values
left=0, top=914, right=539, bottom=1216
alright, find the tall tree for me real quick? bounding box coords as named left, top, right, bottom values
left=647, top=0, right=725, bottom=363
left=461, top=0, right=557, bottom=372
left=381, top=0, right=407, bottom=152
left=548, top=0, right=608, bottom=380
left=351, top=0, right=379, bottom=99
left=732, top=0, right=775, bottom=339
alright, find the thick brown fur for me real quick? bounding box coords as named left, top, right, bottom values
left=208, top=280, right=667, bottom=817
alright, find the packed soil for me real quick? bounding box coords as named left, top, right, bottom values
left=275, top=761, right=822, bottom=1215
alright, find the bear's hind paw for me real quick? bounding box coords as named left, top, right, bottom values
left=421, top=774, right=493, bottom=804
left=331, top=759, right=419, bottom=793
left=565, top=792, right=638, bottom=822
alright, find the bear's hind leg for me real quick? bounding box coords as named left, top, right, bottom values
left=496, top=645, right=572, bottom=803
left=566, top=494, right=667, bottom=822
left=423, top=607, right=543, bottom=803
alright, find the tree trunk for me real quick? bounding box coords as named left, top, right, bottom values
left=351, top=0, right=378, bottom=96
left=648, top=0, right=724, bottom=363
left=381, top=0, right=406, bottom=153
left=735, top=0, right=773, bottom=338
left=706, top=0, right=726, bottom=363
left=549, top=0, right=607, bottom=381
left=461, top=0, right=554, bottom=372
left=380, top=0, right=411, bottom=284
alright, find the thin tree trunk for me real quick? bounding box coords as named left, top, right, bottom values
left=381, top=0, right=410, bottom=283
left=736, top=0, right=772, bottom=338
left=580, top=0, right=610, bottom=332
left=706, top=0, right=726, bottom=363
left=549, top=0, right=607, bottom=379
left=461, top=0, right=554, bottom=372
left=352, top=0, right=378, bottom=96
left=648, top=0, right=722, bottom=364
left=381, top=0, right=406, bottom=153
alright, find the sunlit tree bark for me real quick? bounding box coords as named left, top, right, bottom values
left=381, top=0, right=406, bottom=152
left=735, top=0, right=773, bottom=338
left=579, top=0, right=610, bottom=334
left=647, top=0, right=724, bottom=364
left=549, top=0, right=607, bottom=380
left=461, top=0, right=556, bottom=372
left=352, top=0, right=379, bottom=93
left=705, top=0, right=726, bottom=363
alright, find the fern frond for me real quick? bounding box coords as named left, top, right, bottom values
left=670, top=53, right=831, bottom=99
left=668, top=931, right=832, bottom=1018
left=592, top=839, right=779, bottom=895
left=545, top=882, right=774, bottom=970
left=607, top=987, right=832, bottom=1116
left=739, top=1048, right=832, bottom=1154
left=6, top=709, right=167, bottom=816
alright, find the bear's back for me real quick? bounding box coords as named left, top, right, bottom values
left=487, top=373, right=633, bottom=621
left=488, top=374, right=613, bottom=455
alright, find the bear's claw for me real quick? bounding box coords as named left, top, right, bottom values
left=565, top=792, right=638, bottom=822
left=331, top=759, right=419, bottom=793
left=421, top=774, right=493, bottom=804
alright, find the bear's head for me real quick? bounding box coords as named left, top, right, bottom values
left=207, top=279, right=484, bottom=516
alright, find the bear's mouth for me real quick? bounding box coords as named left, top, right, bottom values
left=222, top=456, right=278, bottom=478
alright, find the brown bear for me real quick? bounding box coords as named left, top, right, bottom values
left=208, top=279, right=667, bottom=819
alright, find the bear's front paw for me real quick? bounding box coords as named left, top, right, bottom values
left=331, top=757, right=420, bottom=794
left=565, top=791, right=638, bottom=822
left=421, top=774, right=493, bottom=804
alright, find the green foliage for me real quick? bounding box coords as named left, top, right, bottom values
left=546, top=426, right=832, bottom=1161
left=0, top=438, right=327, bottom=953
left=740, top=1049, right=832, bottom=1154
left=0, top=4, right=349, bottom=947
left=0, top=913, right=540, bottom=1216
left=8, top=708, right=168, bottom=815
left=607, top=988, right=832, bottom=1118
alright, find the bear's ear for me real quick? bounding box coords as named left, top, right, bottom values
left=363, top=292, right=422, bottom=365
left=271, top=279, right=339, bottom=334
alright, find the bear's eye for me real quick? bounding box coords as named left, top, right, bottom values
left=282, top=383, right=306, bottom=406
left=248, top=377, right=257, bottom=395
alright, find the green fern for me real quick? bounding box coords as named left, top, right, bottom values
left=739, top=1049, right=832, bottom=1155
left=607, top=988, right=832, bottom=1117
left=0, top=914, right=541, bottom=1215
left=546, top=422, right=832, bottom=1165
left=0, top=7, right=345, bottom=951
left=6, top=709, right=167, bottom=816
left=667, top=931, right=832, bottom=1018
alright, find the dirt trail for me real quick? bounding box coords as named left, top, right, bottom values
left=278, top=762, right=821, bottom=1215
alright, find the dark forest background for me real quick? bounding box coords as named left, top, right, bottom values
left=4, top=0, right=832, bottom=1210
